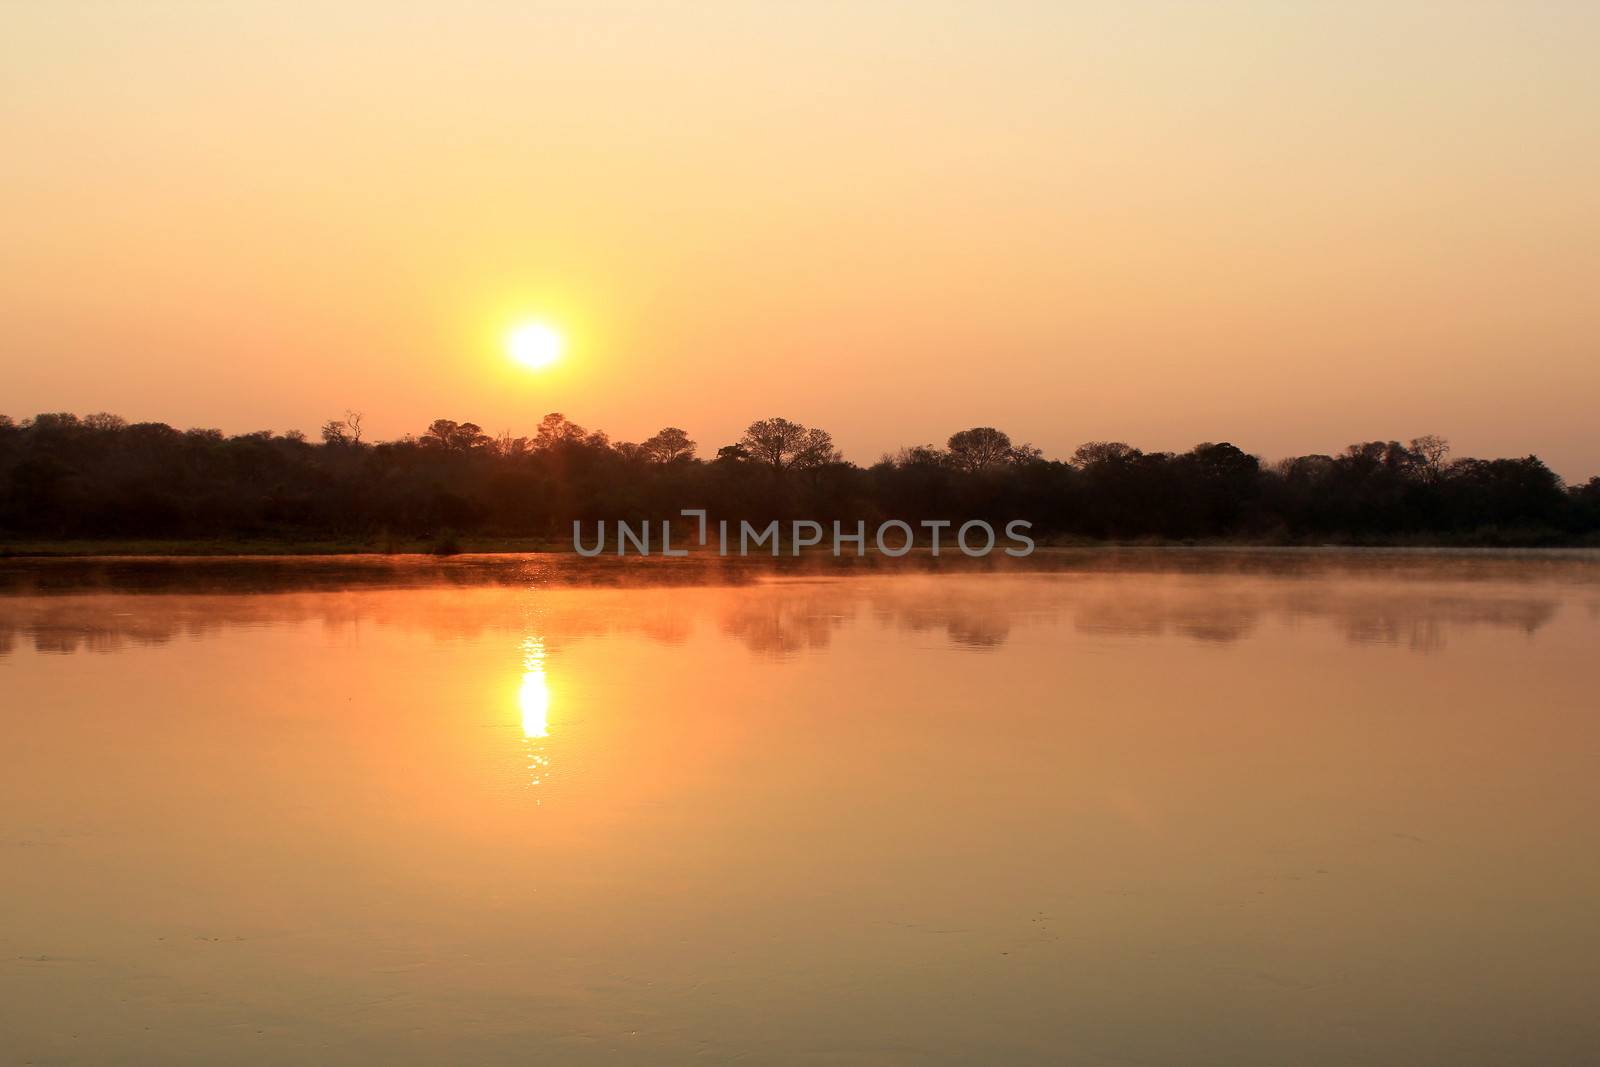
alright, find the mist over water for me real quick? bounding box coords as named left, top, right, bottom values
left=3, top=551, right=1598, bottom=1065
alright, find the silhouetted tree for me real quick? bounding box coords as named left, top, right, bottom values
left=1072, top=441, right=1137, bottom=468
left=0, top=411, right=1592, bottom=546
left=643, top=427, right=696, bottom=463
left=737, top=418, right=839, bottom=472
left=887, top=444, right=945, bottom=467
left=1410, top=434, right=1449, bottom=482
left=946, top=427, right=1014, bottom=472
left=421, top=419, right=492, bottom=452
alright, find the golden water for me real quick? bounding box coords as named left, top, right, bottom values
left=2, top=552, right=1597, bottom=1064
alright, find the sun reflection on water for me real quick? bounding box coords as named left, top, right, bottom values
left=520, top=669, right=549, bottom=739
left=519, top=636, right=552, bottom=787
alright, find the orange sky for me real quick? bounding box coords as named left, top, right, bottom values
left=3, top=2, right=1597, bottom=477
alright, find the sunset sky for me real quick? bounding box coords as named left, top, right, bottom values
left=3, top=2, right=1597, bottom=476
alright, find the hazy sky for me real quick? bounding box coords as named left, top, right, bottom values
left=3, top=1, right=1597, bottom=476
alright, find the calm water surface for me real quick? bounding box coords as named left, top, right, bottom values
left=2, top=551, right=1598, bottom=1065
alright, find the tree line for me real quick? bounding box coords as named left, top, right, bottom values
left=2, top=411, right=1596, bottom=546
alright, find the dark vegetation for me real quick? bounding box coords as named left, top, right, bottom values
left=2, top=412, right=1596, bottom=548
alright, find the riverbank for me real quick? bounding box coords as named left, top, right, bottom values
left=0, top=537, right=565, bottom=558
left=4, top=530, right=1596, bottom=558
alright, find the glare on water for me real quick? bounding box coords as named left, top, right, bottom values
left=519, top=637, right=550, bottom=740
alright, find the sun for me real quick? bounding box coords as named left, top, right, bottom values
left=508, top=322, right=563, bottom=369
